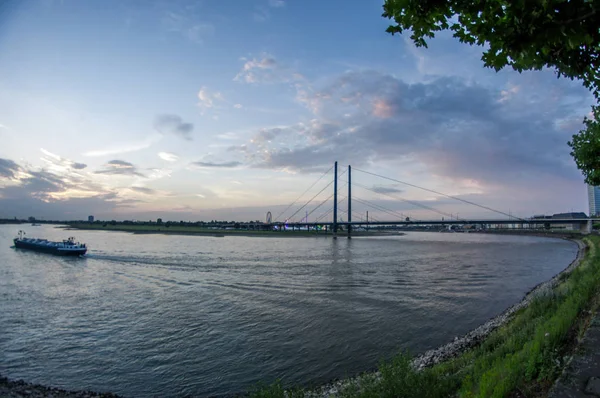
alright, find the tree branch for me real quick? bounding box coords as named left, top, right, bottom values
left=560, top=9, right=597, bottom=25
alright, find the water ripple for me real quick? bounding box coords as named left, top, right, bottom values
left=0, top=226, right=577, bottom=397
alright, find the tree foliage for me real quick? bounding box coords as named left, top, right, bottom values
left=568, top=105, right=600, bottom=183
left=383, top=0, right=600, bottom=185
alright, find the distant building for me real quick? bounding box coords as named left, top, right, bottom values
left=88, top=215, right=94, bottom=223
left=588, top=185, right=600, bottom=217
left=552, top=212, right=588, bottom=231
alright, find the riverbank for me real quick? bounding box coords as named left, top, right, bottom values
left=0, top=376, right=121, bottom=398
left=253, top=236, right=600, bottom=397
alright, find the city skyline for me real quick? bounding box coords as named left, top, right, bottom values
left=0, top=0, right=595, bottom=221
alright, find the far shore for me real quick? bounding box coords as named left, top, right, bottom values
left=59, top=223, right=590, bottom=240
left=60, top=224, right=405, bottom=238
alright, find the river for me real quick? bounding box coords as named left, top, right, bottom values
left=0, top=224, right=578, bottom=397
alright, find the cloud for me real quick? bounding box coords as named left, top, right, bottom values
left=185, top=23, right=215, bottom=43
left=371, top=185, right=404, bottom=194
left=499, top=85, right=520, bottom=103
left=191, top=161, right=243, bottom=168
left=0, top=158, right=20, bottom=179
left=154, top=114, right=194, bottom=141
left=40, top=148, right=87, bottom=170
left=0, top=158, right=169, bottom=220
left=197, top=87, right=225, bottom=113
left=95, top=160, right=145, bottom=177
left=130, top=186, right=156, bottom=194
left=231, top=70, right=593, bottom=187
left=234, top=54, right=302, bottom=84
left=158, top=152, right=179, bottom=162
left=253, top=0, right=284, bottom=22
left=234, top=104, right=243, bottom=109
left=162, top=11, right=214, bottom=44
left=83, top=134, right=162, bottom=157
left=0, top=156, right=115, bottom=218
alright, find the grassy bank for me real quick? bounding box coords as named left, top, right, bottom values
left=252, top=236, right=600, bottom=398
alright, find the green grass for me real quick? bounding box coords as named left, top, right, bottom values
left=250, top=237, right=600, bottom=398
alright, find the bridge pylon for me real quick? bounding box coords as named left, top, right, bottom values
left=333, top=161, right=338, bottom=239
left=348, top=165, right=351, bottom=239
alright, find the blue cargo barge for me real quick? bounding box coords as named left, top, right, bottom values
left=13, top=231, right=87, bottom=256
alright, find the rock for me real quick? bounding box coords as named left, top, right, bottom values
left=585, top=377, right=600, bottom=397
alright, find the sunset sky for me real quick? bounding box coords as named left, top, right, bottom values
left=0, top=0, right=595, bottom=222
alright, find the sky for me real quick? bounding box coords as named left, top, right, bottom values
left=0, top=0, right=595, bottom=222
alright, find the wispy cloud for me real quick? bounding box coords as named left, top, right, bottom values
left=84, top=134, right=162, bottom=157
left=498, top=84, right=521, bottom=103
left=197, top=87, right=225, bottom=113
left=129, top=186, right=156, bottom=194
left=95, top=160, right=145, bottom=177
left=162, top=11, right=214, bottom=44
left=154, top=114, right=194, bottom=141
left=253, top=0, right=284, bottom=22
left=0, top=158, right=20, bottom=179
left=192, top=161, right=243, bottom=168
left=234, top=103, right=243, bottom=109
left=186, top=23, right=215, bottom=43
left=234, top=54, right=302, bottom=84
left=40, top=148, right=87, bottom=170
left=158, top=152, right=179, bottom=162
left=371, top=185, right=403, bottom=194
left=217, top=132, right=238, bottom=140
left=253, top=7, right=270, bottom=22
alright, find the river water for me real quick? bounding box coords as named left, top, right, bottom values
left=0, top=225, right=577, bottom=397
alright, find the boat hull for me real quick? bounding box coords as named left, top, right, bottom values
left=13, top=240, right=87, bottom=256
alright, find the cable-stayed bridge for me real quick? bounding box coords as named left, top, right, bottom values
left=268, top=162, right=593, bottom=237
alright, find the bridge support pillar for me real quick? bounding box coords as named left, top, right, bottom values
left=582, top=219, right=593, bottom=235
left=348, top=165, right=351, bottom=239
left=333, top=161, right=338, bottom=239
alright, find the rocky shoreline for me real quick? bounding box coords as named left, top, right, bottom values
left=311, top=238, right=586, bottom=397
left=0, top=376, right=121, bottom=398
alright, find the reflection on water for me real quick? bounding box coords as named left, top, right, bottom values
left=0, top=225, right=577, bottom=397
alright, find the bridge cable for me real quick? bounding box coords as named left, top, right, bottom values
left=274, top=165, right=333, bottom=222
left=312, top=193, right=350, bottom=223
left=353, top=182, right=461, bottom=221
left=289, top=183, right=347, bottom=223
left=283, top=167, right=348, bottom=223
left=304, top=193, right=336, bottom=221
left=286, top=179, right=335, bottom=222
left=315, top=207, right=334, bottom=222
left=352, top=167, right=525, bottom=221
left=351, top=194, right=413, bottom=221
left=352, top=195, right=413, bottom=221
